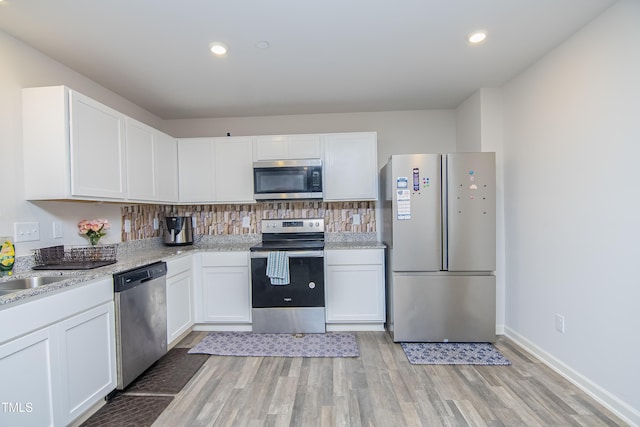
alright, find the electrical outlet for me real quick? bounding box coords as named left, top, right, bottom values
left=14, top=222, right=40, bottom=242
left=52, top=222, right=64, bottom=239
left=124, top=219, right=131, bottom=233
left=352, top=214, right=361, bottom=225
left=555, top=314, right=565, bottom=334
left=153, top=218, right=159, bottom=230
left=242, top=216, right=251, bottom=228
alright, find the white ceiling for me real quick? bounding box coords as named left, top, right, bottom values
left=0, top=0, right=616, bottom=120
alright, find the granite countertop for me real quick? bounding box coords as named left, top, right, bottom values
left=0, top=237, right=255, bottom=308
left=0, top=233, right=384, bottom=308
left=324, top=241, right=386, bottom=250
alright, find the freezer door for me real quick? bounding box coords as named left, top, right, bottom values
left=390, top=273, right=496, bottom=343
left=388, top=154, right=442, bottom=271
left=445, top=153, right=496, bottom=271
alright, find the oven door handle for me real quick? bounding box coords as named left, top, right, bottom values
left=250, top=250, right=324, bottom=259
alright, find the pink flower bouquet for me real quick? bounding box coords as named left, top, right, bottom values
left=78, top=219, right=111, bottom=245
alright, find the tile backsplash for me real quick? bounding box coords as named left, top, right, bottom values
left=121, top=201, right=376, bottom=241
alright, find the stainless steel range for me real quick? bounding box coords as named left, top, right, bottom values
left=250, top=218, right=325, bottom=333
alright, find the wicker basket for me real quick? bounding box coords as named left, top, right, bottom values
left=34, top=245, right=117, bottom=266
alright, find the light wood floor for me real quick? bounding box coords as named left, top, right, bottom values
left=152, top=332, right=626, bottom=427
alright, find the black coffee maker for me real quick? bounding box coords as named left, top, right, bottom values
left=162, top=216, right=194, bottom=246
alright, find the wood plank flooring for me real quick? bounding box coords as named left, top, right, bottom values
left=152, top=332, right=626, bottom=427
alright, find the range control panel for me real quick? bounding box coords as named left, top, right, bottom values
left=261, top=218, right=325, bottom=234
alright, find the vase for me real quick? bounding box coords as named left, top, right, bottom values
left=88, top=235, right=101, bottom=246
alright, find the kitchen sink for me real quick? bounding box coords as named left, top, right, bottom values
left=0, top=276, right=68, bottom=295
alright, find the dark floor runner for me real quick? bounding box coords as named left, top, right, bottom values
left=126, top=347, right=210, bottom=394
left=81, top=347, right=209, bottom=426
left=80, top=394, right=173, bottom=427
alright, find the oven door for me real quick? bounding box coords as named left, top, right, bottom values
left=250, top=250, right=325, bottom=308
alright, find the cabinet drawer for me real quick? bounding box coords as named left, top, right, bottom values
left=166, top=255, right=192, bottom=277
left=325, top=249, right=383, bottom=266
left=200, top=251, right=248, bottom=267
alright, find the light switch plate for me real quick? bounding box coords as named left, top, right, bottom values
left=352, top=214, right=361, bottom=225
left=242, top=216, right=251, bottom=228
left=14, top=222, right=40, bottom=242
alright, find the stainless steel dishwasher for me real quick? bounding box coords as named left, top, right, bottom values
left=113, top=261, right=167, bottom=390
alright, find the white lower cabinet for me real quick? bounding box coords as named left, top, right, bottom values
left=0, top=327, right=60, bottom=426
left=197, top=252, right=251, bottom=323
left=57, top=302, right=116, bottom=424
left=325, top=248, right=385, bottom=328
left=0, top=277, right=116, bottom=426
left=166, top=255, right=195, bottom=345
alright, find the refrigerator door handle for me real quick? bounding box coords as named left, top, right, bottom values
left=441, top=154, right=448, bottom=271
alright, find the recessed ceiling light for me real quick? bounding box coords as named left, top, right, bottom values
left=467, top=31, right=487, bottom=44
left=209, top=42, right=227, bottom=56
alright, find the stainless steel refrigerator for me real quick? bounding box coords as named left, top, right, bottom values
left=380, top=153, right=496, bottom=342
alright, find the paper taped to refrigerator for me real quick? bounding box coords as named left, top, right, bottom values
left=396, top=189, right=411, bottom=220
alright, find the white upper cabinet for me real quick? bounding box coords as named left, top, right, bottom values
left=178, top=136, right=254, bottom=204
left=254, top=134, right=322, bottom=160
left=178, top=138, right=216, bottom=203
left=125, top=117, right=178, bottom=202
left=22, top=87, right=377, bottom=204
left=154, top=131, right=179, bottom=202
left=125, top=118, right=155, bottom=201
left=23, top=86, right=127, bottom=200
left=214, top=137, right=254, bottom=203
left=70, top=91, right=127, bottom=199
left=322, top=132, right=378, bottom=201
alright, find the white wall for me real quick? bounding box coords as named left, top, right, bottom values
left=0, top=31, right=162, bottom=255
left=456, top=89, right=507, bottom=332
left=455, top=91, right=482, bottom=152
left=502, top=0, right=639, bottom=423
left=164, top=109, right=457, bottom=169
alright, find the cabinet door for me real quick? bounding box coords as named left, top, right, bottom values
left=323, top=132, right=378, bottom=201
left=254, top=134, right=321, bottom=160
left=155, top=132, right=179, bottom=202
left=254, top=135, right=288, bottom=160
left=288, top=134, right=322, bottom=159
left=201, top=266, right=251, bottom=322
left=326, top=264, right=385, bottom=322
left=167, top=270, right=194, bottom=344
left=214, top=137, right=254, bottom=203
left=69, top=90, right=127, bottom=199
left=178, top=138, right=215, bottom=202
left=57, top=303, right=116, bottom=425
left=0, top=327, right=61, bottom=426
left=325, top=249, right=385, bottom=323
left=125, top=118, right=156, bottom=200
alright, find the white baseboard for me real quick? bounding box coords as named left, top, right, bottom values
left=193, top=324, right=252, bottom=332
left=192, top=323, right=386, bottom=333
left=504, top=327, right=639, bottom=427
left=326, top=323, right=385, bottom=332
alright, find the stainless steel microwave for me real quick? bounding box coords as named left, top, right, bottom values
left=253, top=159, right=323, bottom=200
